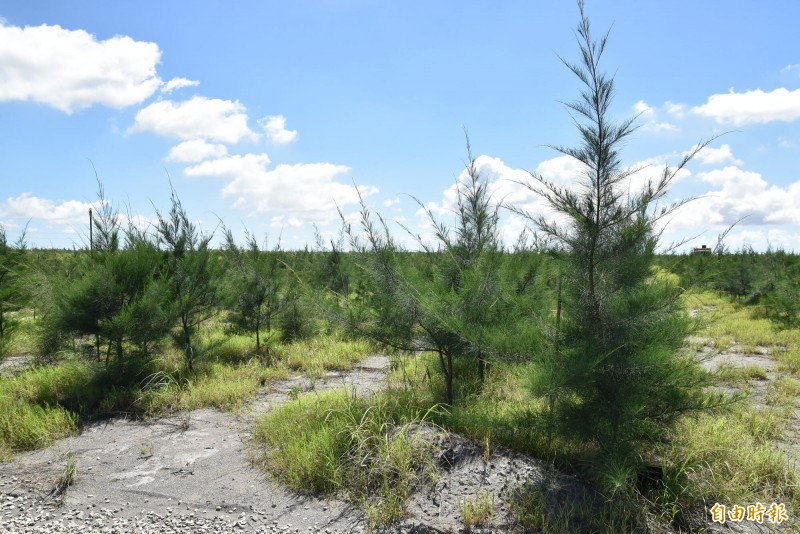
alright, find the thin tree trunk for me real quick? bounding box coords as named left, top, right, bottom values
left=105, top=339, right=112, bottom=368
left=437, top=349, right=454, bottom=405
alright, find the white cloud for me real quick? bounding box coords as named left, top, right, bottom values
left=383, top=197, right=400, bottom=208
left=0, top=22, right=162, bottom=113
left=184, top=153, right=377, bottom=225
left=161, top=77, right=199, bottom=93
left=260, top=115, right=298, bottom=144
left=781, top=64, right=800, bottom=76
left=642, top=121, right=678, bottom=133
left=670, top=166, right=800, bottom=230
left=633, top=100, right=655, bottom=118
left=417, top=155, right=567, bottom=245
left=778, top=136, right=796, bottom=149
left=130, top=96, right=259, bottom=143
left=632, top=100, right=678, bottom=132
left=0, top=193, right=95, bottom=222
left=693, top=144, right=742, bottom=165
left=664, top=101, right=686, bottom=118
left=727, top=228, right=800, bottom=252
left=270, top=216, right=303, bottom=228
left=166, top=139, right=229, bottom=163
left=692, top=87, right=800, bottom=125
left=534, top=155, right=588, bottom=186
left=420, top=153, right=698, bottom=247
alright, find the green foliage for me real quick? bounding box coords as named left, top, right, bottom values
left=275, top=335, right=375, bottom=378
left=0, top=360, right=90, bottom=450
left=36, top=183, right=172, bottom=366
left=461, top=490, right=496, bottom=532
left=156, top=187, right=221, bottom=370
left=253, top=388, right=440, bottom=529
left=511, top=1, right=716, bottom=495
left=344, top=140, right=536, bottom=404
left=0, top=224, right=28, bottom=356
left=222, top=228, right=292, bottom=353
left=278, top=299, right=311, bottom=342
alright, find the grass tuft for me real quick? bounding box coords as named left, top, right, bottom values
left=252, top=388, right=440, bottom=529
left=461, top=490, right=495, bottom=532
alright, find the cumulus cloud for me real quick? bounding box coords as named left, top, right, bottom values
left=420, top=155, right=535, bottom=217
left=670, top=166, right=800, bottom=230
left=184, top=153, right=376, bottom=225
left=664, top=101, right=686, bottom=118
left=633, top=100, right=655, bottom=118
left=166, top=139, right=229, bottom=163
left=0, top=193, right=95, bottom=222
left=420, top=153, right=699, bottom=246
left=725, top=228, right=800, bottom=252
left=632, top=100, right=678, bottom=132
left=260, top=115, right=298, bottom=144
left=130, top=96, right=259, bottom=143
left=693, top=143, right=743, bottom=165
left=417, top=155, right=572, bottom=244
left=161, top=77, right=199, bottom=93
left=692, top=87, right=800, bottom=125
left=0, top=22, right=162, bottom=113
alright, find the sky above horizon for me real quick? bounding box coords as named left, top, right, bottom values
left=1, top=1, right=799, bottom=252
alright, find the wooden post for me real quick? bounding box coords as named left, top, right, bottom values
left=89, top=208, right=93, bottom=253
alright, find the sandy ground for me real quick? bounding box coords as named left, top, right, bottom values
left=3, top=336, right=797, bottom=532
left=0, top=353, right=593, bottom=533
left=0, top=357, right=391, bottom=533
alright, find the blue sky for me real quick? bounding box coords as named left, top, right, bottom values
left=1, top=1, right=799, bottom=251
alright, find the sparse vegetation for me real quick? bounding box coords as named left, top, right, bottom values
left=253, top=388, right=440, bottom=529
left=1, top=2, right=799, bottom=532
left=461, top=489, right=495, bottom=532
left=49, top=449, right=77, bottom=501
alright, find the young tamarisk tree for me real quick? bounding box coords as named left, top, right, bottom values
left=53, top=182, right=170, bottom=366
left=514, top=0, right=717, bottom=494
left=0, top=225, right=27, bottom=357
left=345, top=140, right=509, bottom=404
left=156, top=187, right=220, bottom=371
left=222, top=227, right=288, bottom=355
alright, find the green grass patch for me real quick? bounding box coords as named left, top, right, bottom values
left=138, top=361, right=289, bottom=415
left=252, top=388, right=440, bottom=529
left=686, top=290, right=800, bottom=352
left=660, top=405, right=798, bottom=517
left=275, top=336, right=376, bottom=378
left=387, top=352, right=580, bottom=461
left=717, top=363, right=769, bottom=383
left=776, top=346, right=800, bottom=376
left=766, top=376, right=800, bottom=408
left=461, top=490, right=496, bottom=532
left=0, top=360, right=93, bottom=451
left=0, top=327, right=373, bottom=456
